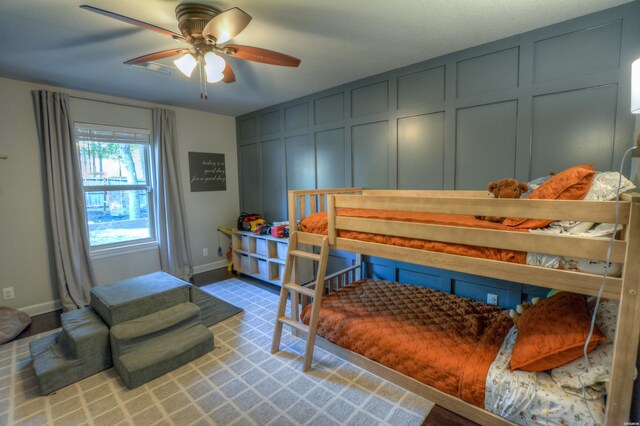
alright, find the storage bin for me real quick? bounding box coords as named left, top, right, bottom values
left=277, top=242, right=288, bottom=260
left=257, top=259, right=268, bottom=276
left=256, top=239, right=268, bottom=256
left=241, top=235, right=250, bottom=252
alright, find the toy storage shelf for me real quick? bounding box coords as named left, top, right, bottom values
left=232, top=230, right=288, bottom=286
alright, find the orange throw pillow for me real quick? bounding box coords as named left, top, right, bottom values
left=509, top=292, right=606, bottom=372
left=503, top=164, right=596, bottom=229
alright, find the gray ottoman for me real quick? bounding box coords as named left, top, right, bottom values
left=90, top=271, right=191, bottom=327
left=90, top=272, right=214, bottom=389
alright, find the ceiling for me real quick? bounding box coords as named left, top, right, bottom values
left=0, top=0, right=632, bottom=117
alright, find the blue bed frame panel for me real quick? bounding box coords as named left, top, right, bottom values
left=362, top=256, right=546, bottom=310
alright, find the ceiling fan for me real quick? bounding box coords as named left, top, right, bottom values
left=80, top=3, right=301, bottom=99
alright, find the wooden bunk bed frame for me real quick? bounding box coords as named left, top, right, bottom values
left=271, top=187, right=640, bottom=425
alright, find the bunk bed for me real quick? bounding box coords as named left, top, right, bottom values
left=270, top=166, right=640, bottom=425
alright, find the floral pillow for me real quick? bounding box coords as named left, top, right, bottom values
left=561, top=172, right=637, bottom=234
left=550, top=342, right=613, bottom=399
left=583, top=171, right=636, bottom=202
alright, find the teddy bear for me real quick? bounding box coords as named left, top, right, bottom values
left=509, top=297, right=542, bottom=325
left=475, top=178, right=529, bottom=223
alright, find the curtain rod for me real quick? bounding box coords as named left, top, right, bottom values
left=69, top=95, right=154, bottom=112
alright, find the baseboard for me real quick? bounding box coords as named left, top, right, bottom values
left=20, top=262, right=229, bottom=314
left=21, top=299, right=62, bottom=316
left=193, top=259, right=229, bottom=275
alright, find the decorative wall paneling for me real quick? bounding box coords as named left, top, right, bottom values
left=235, top=2, right=640, bottom=307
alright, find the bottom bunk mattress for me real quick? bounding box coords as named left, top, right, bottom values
left=301, top=278, right=606, bottom=424
left=300, top=278, right=513, bottom=407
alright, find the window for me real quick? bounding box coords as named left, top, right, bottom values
left=75, top=123, right=155, bottom=249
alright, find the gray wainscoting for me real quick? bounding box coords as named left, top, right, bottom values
left=237, top=2, right=639, bottom=221
left=235, top=3, right=639, bottom=297
left=235, top=1, right=640, bottom=304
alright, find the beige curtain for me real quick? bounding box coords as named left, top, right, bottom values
left=32, top=90, right=96, bottom=310
left=153, top=108, right=193, bottom=281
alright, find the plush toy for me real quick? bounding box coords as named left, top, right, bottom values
left=509, top=297, right=541, bottom=325
left=476, top=178, right=529, bottom=223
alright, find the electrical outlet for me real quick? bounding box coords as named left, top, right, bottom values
left=487, top=293, right=498, bottom=305
left=3, top=287, right=15, bottom=300
left=202, top=248, right=208, bottom=257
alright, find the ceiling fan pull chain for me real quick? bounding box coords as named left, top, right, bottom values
left=199, top=61, right=203, bottom=99
left=203, top=67, right=209, bottom=100
left=197, top=59, right=208, bottom=100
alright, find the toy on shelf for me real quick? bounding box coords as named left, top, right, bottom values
left=217, top=226, right=233, bottom=271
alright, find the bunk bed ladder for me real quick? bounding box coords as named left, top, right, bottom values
left=271, top=231, right=330, bottom=371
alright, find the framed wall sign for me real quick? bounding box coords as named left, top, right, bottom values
left=188, top=152, right=226, bottom=192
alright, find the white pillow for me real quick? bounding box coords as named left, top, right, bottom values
left=551, top=172, right=635, bottom=235
left=550, top=342, right=613, bottom=398
left=552, top=220, right=596, bottom=235
left=592, top=299, right=618, bottom=341
left=0, top=307, right=31, bottom=344
left=584, top=171, right=636, bottom=201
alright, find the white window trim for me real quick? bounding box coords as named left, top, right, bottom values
left=74, top=122, right=156, bottom=252
left=75, top=122, right=151, bottom=135
left=90, top=241, right=159, bottom=260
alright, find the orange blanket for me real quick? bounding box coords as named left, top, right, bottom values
left=301, top=209, right=527, bottom=263
left=301, top=279, right=513, bottom=407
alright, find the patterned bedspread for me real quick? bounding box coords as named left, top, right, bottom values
left=485, top=327, right=605, bottom=425
left=300, top=279, right=513, bottom=407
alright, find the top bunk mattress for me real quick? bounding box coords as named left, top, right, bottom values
left=299, top=166, right=637, bottom=276
left=302, top=209, right=528, bottom=264
left=300, top=209, right=622, bottom=275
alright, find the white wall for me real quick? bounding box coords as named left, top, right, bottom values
left=0, top=79, right=58, bottom=315
left=176, top=109, right=239, bottom=274
left=0, top=76, right=239, bottom=315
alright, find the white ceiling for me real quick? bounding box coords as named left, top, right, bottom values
left=0, top=0, right=632, bottom=116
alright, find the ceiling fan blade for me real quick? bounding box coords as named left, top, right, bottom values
left=222, top=62, right=236, bottom=83
left=202, top=7, right=252, bottom=44
left=124, top=49, right=189, bottom=65
left=224, top=45, right=301, bottom=67
left=80, top=5, right=186, bottom=41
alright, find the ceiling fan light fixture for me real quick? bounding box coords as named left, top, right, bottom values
left=205, top=70, right=224, bottom=83
left=204, top=52, right=226, bottom=74
left=81, top=4, right=300, bottom=96
left=174, top=53, right=197, bottom=77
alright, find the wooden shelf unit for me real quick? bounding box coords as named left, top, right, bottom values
left=232, top=230, right=288, bottom=286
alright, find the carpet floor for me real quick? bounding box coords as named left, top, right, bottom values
left=0, top=278, right=433, bottom=425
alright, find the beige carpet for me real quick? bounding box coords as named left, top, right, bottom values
left=0, top=278, right=433, bottom=425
